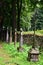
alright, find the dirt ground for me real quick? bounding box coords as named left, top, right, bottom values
left=0, top=43, right=16, bottom=65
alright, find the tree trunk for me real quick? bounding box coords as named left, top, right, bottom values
left=12, top=0, right=17, bottom=43
left=17, top=0, right=22, bottom=31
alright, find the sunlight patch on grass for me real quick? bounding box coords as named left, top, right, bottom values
left=17, top=30, right=43, bottom=36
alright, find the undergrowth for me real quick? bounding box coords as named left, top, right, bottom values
left=1, top=42, right=43, bottom=65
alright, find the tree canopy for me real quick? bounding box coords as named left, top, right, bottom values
left=0, top=0, right=43, bottom=31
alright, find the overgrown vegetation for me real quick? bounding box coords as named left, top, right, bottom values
left=0, top=57, right=5, bottom=65
left=0, top=42, right=42, bottom=65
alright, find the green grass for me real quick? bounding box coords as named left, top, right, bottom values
left=0, top=57, right=5, bottom=65
left=1, top=42, right=43, bottom=65
left=36, top=30, right=43, bottom=34
left=17, top=30, right=43, bottom=36
left=0, top=30, right=43, bottom=65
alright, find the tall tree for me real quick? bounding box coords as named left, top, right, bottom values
left=17, top=0, right=22, bottom=31
left=12, top=0, right=17, bottom=42
left=0, top=1, right=4, bottom=40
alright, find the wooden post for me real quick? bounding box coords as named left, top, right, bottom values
left=17, top=28, right=24, bottom=52
left=6, top=27, right=9, bottom=43
left=10, top=27, right=12, bottom=43
left=2, top=26, right=5, bottom=41
left=19, top=28, right=23, bottom=47
left=14, top=28, right=17, bottom=45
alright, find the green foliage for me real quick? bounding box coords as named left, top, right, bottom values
left=30, top=8, right=43, bottom=30
left=0, top=57, right=5, bottom=65
left=20, top=0, right=32, bottom=31
left=1, top=42, right=43, bottom=65
left=3, top=43, right=31, bottom=57
left=1, top=0, right=43, bottom=30
left=20, top=0, right=43, bottom=31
